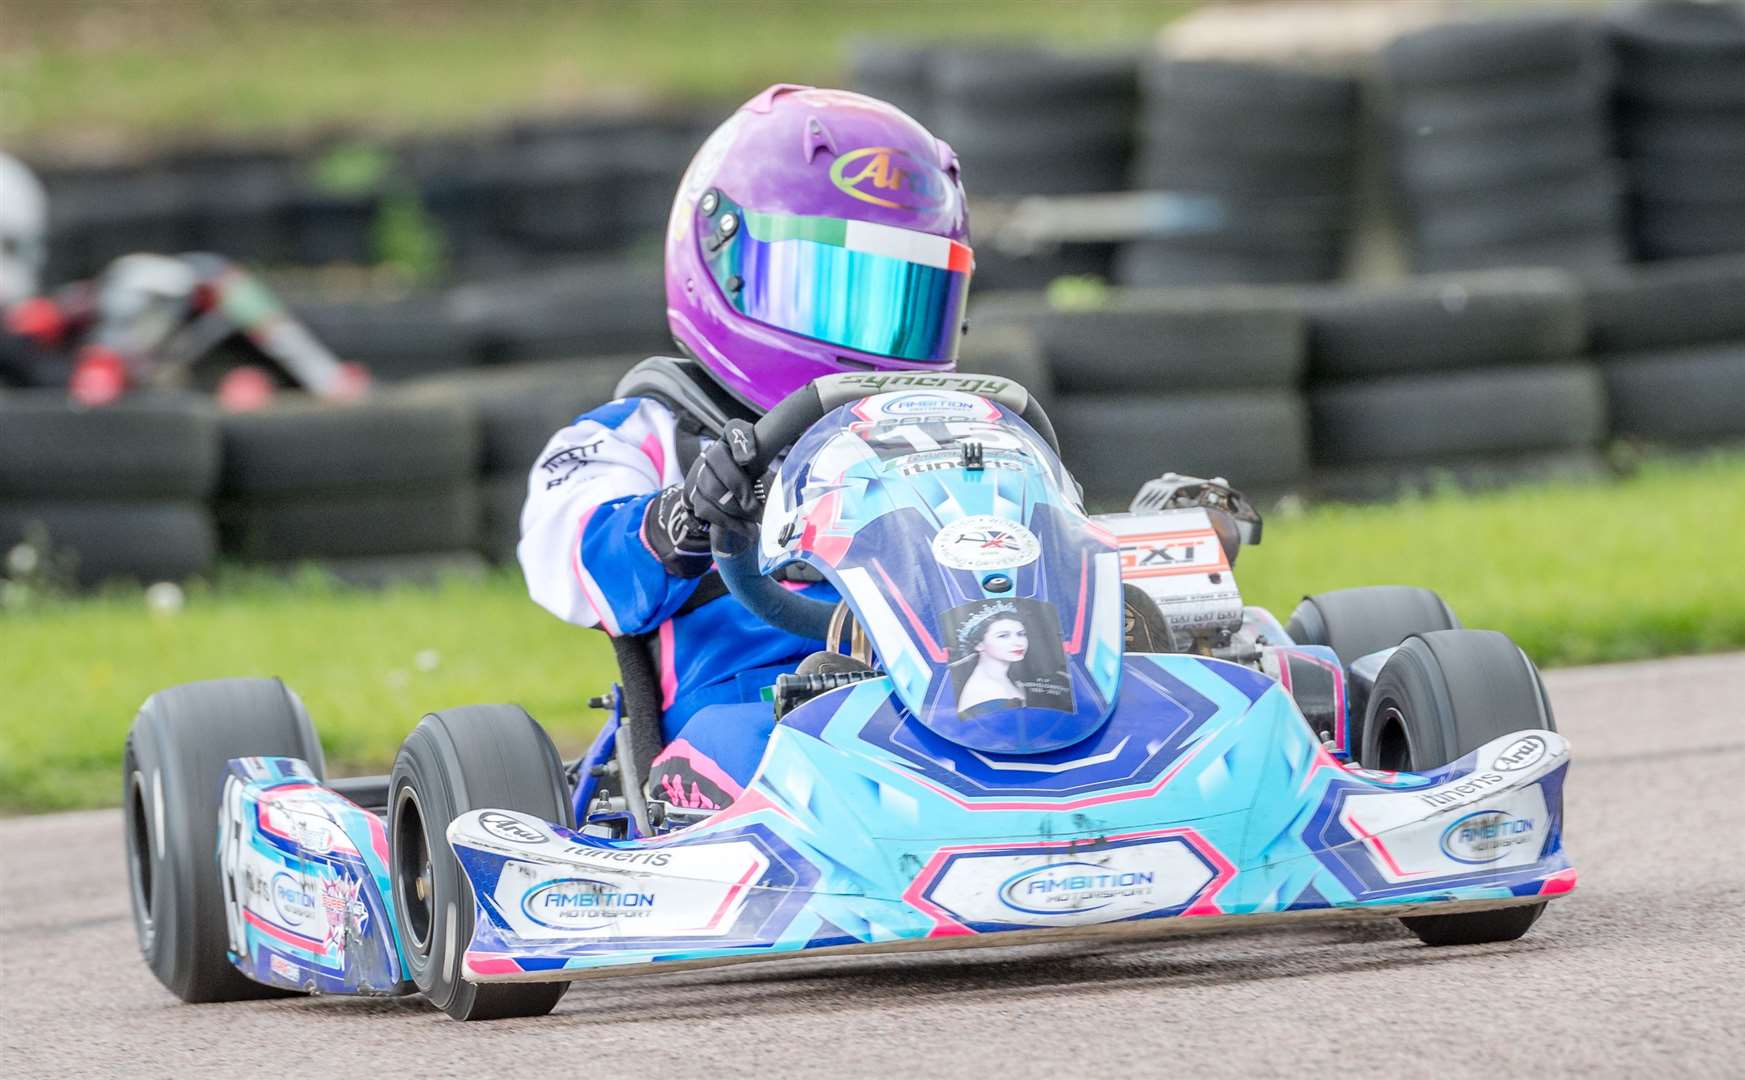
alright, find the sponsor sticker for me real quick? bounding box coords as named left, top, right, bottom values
left=271, top=871, right=318, bottom=928
left=932, top=515, right=1042, bottom=571
left=1117, top=528, right=1228, bottom=579
left=269, top=954, right=300, bottom=982
left=998, top=861, right=1157, bottom=917
left=924, top=837, right=1218, bottom=927
left=879, top=393, right=981, bottom=417
left=521, top=878, right=657, bottom=931
left=1439, top=810, right=1539, bottom=864
left=478, top=811, right=549, bottom=845
left=829, top=146, right=948, bottom=211
left=1493, top=734, right=1549, bottom=773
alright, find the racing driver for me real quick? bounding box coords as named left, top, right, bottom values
left=518, top=85, right=974, bottom=821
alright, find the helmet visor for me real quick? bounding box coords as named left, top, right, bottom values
left=701, top=195, right=972, bottom=363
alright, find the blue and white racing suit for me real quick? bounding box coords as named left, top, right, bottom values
left=518, top=394, right=835, bottom=810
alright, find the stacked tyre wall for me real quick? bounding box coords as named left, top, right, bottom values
left=6, top=254, right=1745, bottom=586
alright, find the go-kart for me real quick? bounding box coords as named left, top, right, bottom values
left=121, top=371, right=1573, bottom=1021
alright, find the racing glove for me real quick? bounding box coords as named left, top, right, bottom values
left=641, top=483, right=714, bottom=578
left=684, top=418, right=763, bottom=537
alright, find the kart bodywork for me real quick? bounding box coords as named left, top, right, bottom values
left=211, top=380, right=1573, bottom=994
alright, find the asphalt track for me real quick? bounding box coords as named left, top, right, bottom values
left=4, top=653, right=1742, bottom=1079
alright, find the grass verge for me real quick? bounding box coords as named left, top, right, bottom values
left=3, top=0, right=1193, bottom=147
left=4, top=451, right=1742, bottom=814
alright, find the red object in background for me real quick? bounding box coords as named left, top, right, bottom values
left=216, top=365, right=278, bottom=412
left=6, top=297, right=69, bottom=347
left=331, top=361, right=372, bottom=402
left=68, top=347, right=128, bottom=406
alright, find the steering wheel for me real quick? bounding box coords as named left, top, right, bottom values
left=710, top=373, right=1060, bottom=642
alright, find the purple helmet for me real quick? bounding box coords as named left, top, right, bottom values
left=665, top=85, right=973, bottom=412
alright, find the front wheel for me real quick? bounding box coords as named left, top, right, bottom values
left=388, top=704, right=572, bottom=1021
left=124, top=677, right=326, bottom=1002
left=1359, top=629, right=1557, bottom=947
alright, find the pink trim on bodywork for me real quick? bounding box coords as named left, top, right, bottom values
left=244, top=909, right=325, bottom=953
left=1340, top=810, right=1427, bottom=879
left=466, top=952, right=524, bottom=976
left=1539, top=868, right=1578, bottom=896
left=872, top=558, right=948, bottom=662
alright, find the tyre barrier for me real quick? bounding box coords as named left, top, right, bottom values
left=1377, top=11, right=1629, bottom=274
left=1607, top=0, right=1745, bottom=262
left=1121, top=58, right=1361, bottom=286
left=5, top=259, right=1745, bottom=585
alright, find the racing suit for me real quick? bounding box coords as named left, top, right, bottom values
left=518, top=390, right=836, bottom=811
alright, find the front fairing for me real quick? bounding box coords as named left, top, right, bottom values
left=760, top=390, right=1124, bottom=753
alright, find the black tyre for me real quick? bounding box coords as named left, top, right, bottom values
left=1579, top=253, right=1745, bottom=353
left=388, top=704, right=572, bottom=1021
left=1309, top=364, right=1606, bottom=466
left=1601, top=343, right=1745, bottom=443
left=123, top=678, right=326, bottom=1002
left=1411, top=229, right=1627, bottom=275
left=218, top=486, right=479, bottom=560
left=1054, top=391, right=1309, bottom=506
left=479, top=474, right=528, bottom=563
left=289, top=293, right=478, bottom=382
left=1032, top=295, right=1304, bottom=393
left=219, top=396, right=478, bottom=498
left=1114, top=240, right=1344, bottom=287
left=396, top=357, right=634, bottom=475
left=1393, top=125, right=1611, bottom=196
left=0, top=500, right=217, bottom=585
left=1408, top=172, right=1623, bottom=251
left=1299, top=269, right=1584, bottom=379
left=1286, top=585, right=1461, bottom=671
left=1359, top=630, right=1556, bottom=946
left=448, top=262, right=670, bottom=365
left=1379, top=13, right=1603, bottom=90
left=0, top=392, right=219, bottom=500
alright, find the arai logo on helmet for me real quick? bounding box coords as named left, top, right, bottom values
left=1493, top=734, right=1549, bottom=772
left=1439, top=810, right=1538, bottom=864
left=998, top=861, right=1157, bottom=917
left=831, top=147, right=948, bottom=211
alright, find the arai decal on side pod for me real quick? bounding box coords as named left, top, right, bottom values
left=931, top=515, right=1042, bottom=572
left=1492, top=734, right=1549, bottom=773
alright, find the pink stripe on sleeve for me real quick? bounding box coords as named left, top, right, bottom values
left=570, top=505, right=621, bottom=636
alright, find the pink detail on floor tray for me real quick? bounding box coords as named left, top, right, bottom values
left=1539, top=868, right=1578, bottom=896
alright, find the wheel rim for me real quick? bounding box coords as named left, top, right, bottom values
left=126, top=769, right=155, bottom=930
left=1375, top=706, right=1413, bottom=772
left=393, top=786, right=434, bottom=954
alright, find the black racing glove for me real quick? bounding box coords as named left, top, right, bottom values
left=641, top=484, right=713, bottom=578
left=684, top=418, right=762, bottom=537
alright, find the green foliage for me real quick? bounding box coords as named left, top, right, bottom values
left=3, top=451, right=1742, bottom=814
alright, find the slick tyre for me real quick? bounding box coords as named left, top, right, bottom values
left=123, top=678, right=326, bottom=1002
left=1359, top=630, right=1557, bottom=946
left=1285, top=586, right=1461, bottom=671
left=388, top=705, right=572, bottom=1021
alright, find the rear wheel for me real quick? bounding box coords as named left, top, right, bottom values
left=123, top=678, right=325, bottom=1002
left=1287, top=585, right=1460, bottom=669
left=388, top=704, right=572, bottom=1021
left=1359, top=630, right=1556, bottom=946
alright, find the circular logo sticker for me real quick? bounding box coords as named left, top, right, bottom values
left=932, top=515, right=1042, bottom=571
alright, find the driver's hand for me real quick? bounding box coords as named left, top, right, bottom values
left=684, top=419, right=762, bottom=536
